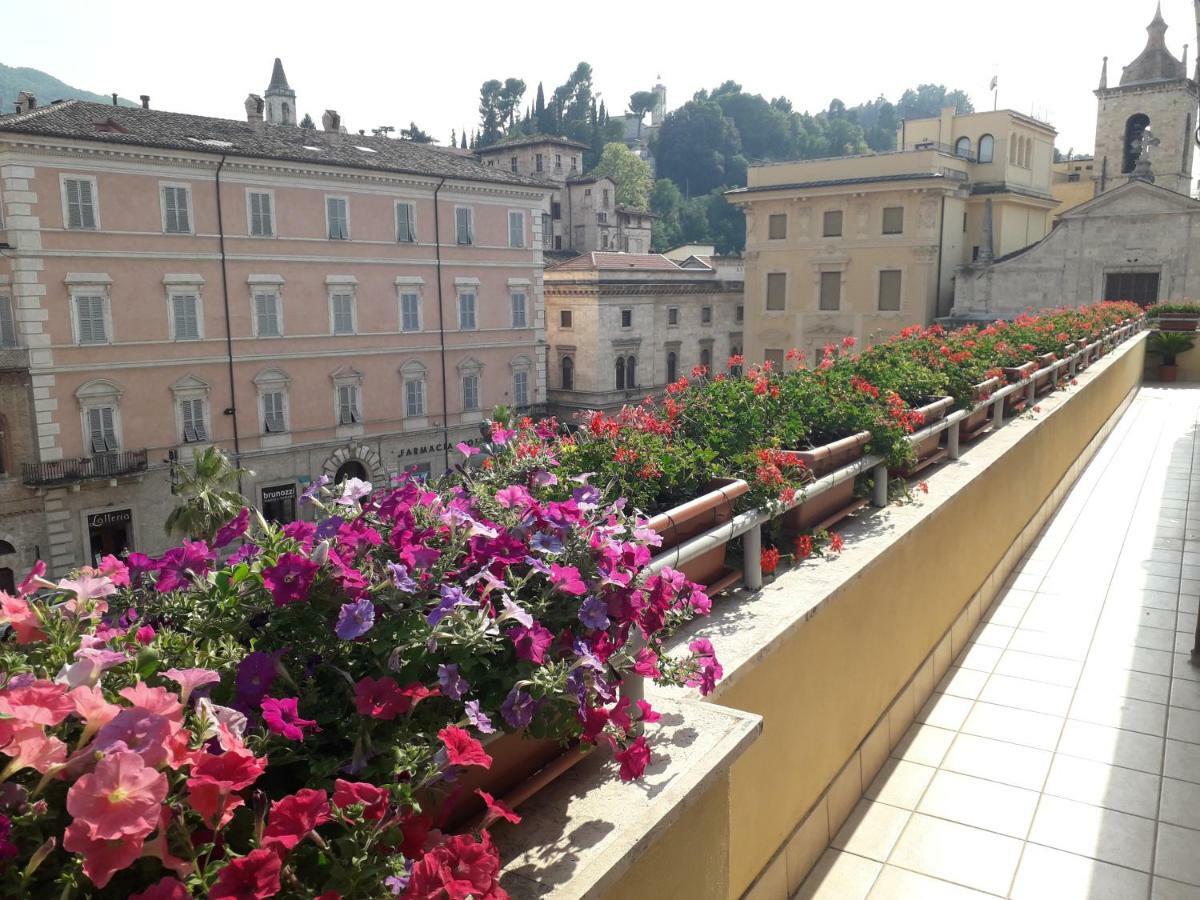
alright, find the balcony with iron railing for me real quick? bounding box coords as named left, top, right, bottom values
left=22, top=449, right=149, bottom=486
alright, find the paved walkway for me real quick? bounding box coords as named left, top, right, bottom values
left=796, top=386, right=1200, bottom=899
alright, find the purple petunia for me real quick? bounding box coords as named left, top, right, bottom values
left=530, top=469, right=558, bottom=488
left=426, top=585, right=478, bottom=626
left=464, top=699, right=495, bottom=734
left=314, top=515, right=344, bottom=542
left=578, top=595, right=610, bottom=631
left=154, top=540, right=216, bottom=594
left=501, top=597, right=533, bottom=628
left=336, top=477, right=372, bottom=506
left=300, top=474, right=331, bottom=504
left=235, top=650, right=283, bottom=707
left=530, top=532, right=564, bottom=555
left=572, top=485, right=602, bottom=511
left=387, top=562, right=417, bottom=592
left=501, top=688, right=535, bottom=729
left=437, top=664, right=469, bottom=701
left=335, top=598, right=376, bottom=640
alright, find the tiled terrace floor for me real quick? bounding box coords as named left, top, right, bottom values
left=796, top=386, right=1200, bottom=900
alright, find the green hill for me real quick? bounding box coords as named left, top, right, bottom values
left=0, top=62, right=135, bottom=113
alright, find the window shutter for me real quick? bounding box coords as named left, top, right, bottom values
left=0, top=297, right=15, bottom=347
left=66, top=179, right=82, bottom=228
left=255, top=293, right=279, bottom=336
left=463, top=374, right=479, bottom=410
left=78, top=180, right=95, bottom=229
left=398, top=204, right=414, bottom=242
left=264, top=392, right=285, bottom=432
left=164, top=187, right=179, bottom=232
left=88, top=408, right=106, bottom=453
left=76, top=296, right=106, bottom=344
left=511, top=293, right=527, bottom=328
left=819, top=271, right=842, bottom=311
left=332, top=294, right=353, bottom=333
left=509, top=211, right=524, bottom=248
left=766, top=274, right=786, bottom=311
left=172, top=294, right=199, bottom=339
left=401, top=293, right=420, bottom=331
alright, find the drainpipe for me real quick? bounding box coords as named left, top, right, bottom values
left=214, top=154, right=243, bottom=494
left=432, top=177, right=450, bottom=474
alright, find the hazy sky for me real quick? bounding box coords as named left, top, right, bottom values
left=10, top=0, right=1199, bottom=157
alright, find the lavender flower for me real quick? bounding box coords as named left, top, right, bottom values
left=572, top=485, right=602, bottom=511
left=314, top=515, right=344, bottom=542
left=465, top=699, right=495, bottom=734
left=300, top=474, right=331, bottom=504
left=336, top=477, right=372, bottom=506
left=386, top=562, right=417, bottom=593
left=437, top=664, right=469, bottom=701
left=426, top=585, right=478, bottom=626
left=530, top=531, right=564, bottom=555
left=501, top=687, right=535, bottom=729
left=335, top=598, right=375, bottom=640
left=500, top=596, right=533, bottom=628
left=530, top=469, right=558, bottom=488
left=578, top=595, right=610, bottom=631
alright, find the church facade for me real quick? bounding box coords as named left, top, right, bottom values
left=951, top=3, right=1200, bottom=319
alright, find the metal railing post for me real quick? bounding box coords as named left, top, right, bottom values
left=872, top=463, right=888, bottom=507
left=1025, top=379, right=1036, bottom=407
left=992, top=396, right=1005, bottom=430
left=947, top=419, right=961, bottom=460
left=743, top=523, right=763, bottom=591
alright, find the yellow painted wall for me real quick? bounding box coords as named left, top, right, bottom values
left=597, top=335, right=1146, bottom=900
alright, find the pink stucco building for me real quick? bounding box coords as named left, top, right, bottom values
left=0, top=64, right=551, bottom=576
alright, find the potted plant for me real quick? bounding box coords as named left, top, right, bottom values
left=1149, top=330, right=1197, bottom=382
left=1148, top=303, right=1200, bottom=332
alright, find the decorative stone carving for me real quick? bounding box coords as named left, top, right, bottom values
left=322, top=442, right=384, bottom=483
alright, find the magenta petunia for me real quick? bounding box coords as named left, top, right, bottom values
left=549, top=563, right=587, bottom=596
left=213, top=508, right=250, bottom=549
left=261, top=553, right=319, bottom=606
left=261, top=697, right=318, bottom=741
left=509, top=622, right=554, bottom=664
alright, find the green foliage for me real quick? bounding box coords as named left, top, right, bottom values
left=896, top=84, right=974, bottom=119
left=299, top=112, right=316, bottom=130
left=1146, top=302, right=1200, bottom=317
left=652, top=96, right=746, bottom=196
left=401, top=121, right=433, bottom=142
left=164, top=446, right=251, bottom=540
left=590, top=142, right=653, bottom=209
left=1149, top=330, right=1197, bottom=364
left=628, top=90, right=658, bottom=137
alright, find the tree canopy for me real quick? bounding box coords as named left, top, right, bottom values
left=590, top=143, right=654, bottom=210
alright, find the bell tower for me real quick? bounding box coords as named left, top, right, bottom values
left=264, top=58, right=297, bottom=127
left=1093, top=3, right=1199, bottom=196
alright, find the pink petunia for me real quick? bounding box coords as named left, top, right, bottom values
left=0, top=592, right=44, bottom=644
left=119, top=683, right=184, bottom=723
left=63, top=820, right=145, bottom=889
left=549, top=563, right=587, bottom=596
left=0, top=680, right=74, bottom=725
left=163, top=667, right=221, bottom=704
left=508, top=622, right=554, bottom=664
left=476, top=789, right=521, bottom=826
left=614, top=735, right=651, bottom=781
left=261, top=697, right=319, bottom=741
left=0, top=723, right=67, bottom=775
left=66, top=750, right=167, bottom=840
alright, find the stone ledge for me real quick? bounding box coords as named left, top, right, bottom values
left=497, top=698, right=761, bottom=898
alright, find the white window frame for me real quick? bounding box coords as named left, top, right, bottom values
left=254, top=368, right=291, bottom=446
left=70, top=286, right=113, bottom=346
left=331, top=367, right=364, bottom=435
left=510, top=291, right=528, bottom=329
left=251, top=287, right=283, bottom=338
left=328, top=288, right=357, bottom=335
left=457, top=357, right=484, bottom=417
left=75, top=381, right=124, bottom=456
left=325, top=195, right=350, bottom=240
left=396, top=201, right=417, bottom=243
left=455, top=206, right=474, bottom=246
left=457, top=289, right=478, bottom=331
left=170, top=376, right=212, bottom=447
left=159, top=182, right=194, bottom=234
left=247, top=189, right=276, bottom=238
left=60, top=174, right=99, bottom=230
left=510, top=355, right=533, bottom=409
left=508, top=210, right=526, bottom=248
left=399, top=290, right=423, bottom=332
left=402, top=368, right=427, bottom=418
left=166, top=288, right=204, bottom=341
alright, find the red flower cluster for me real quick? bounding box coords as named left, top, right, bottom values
left=760, top=547, right=781, bottom=575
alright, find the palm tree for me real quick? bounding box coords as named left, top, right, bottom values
left=165, top=447, right=251, bottom=540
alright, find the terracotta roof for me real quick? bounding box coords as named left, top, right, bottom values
left=548, top=252, right=682, bottom=272
left=0, top=100, right=554, bottom=189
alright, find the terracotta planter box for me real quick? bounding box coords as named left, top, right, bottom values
left=1002, top=361, right=1037, bottom=414
left=1160, top=364, right=1181, bottom=382
left=962, top=376, right=1002, bottom=442
left=1157, top=314, right=1200, bottom=332
left=783, top=431, right=872, bottom=533
left=646, top=477, right=749, bottom=592
left=900, top=396, right=954, bottom=476
left=1034, top=352, right=1057, bottom=396
left=433, top=731, right=586, bottom=830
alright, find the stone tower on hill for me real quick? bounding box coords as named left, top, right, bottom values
left=264, top=58, right=296, bottom=126
left=1094, top=2, right=1200, bottom=195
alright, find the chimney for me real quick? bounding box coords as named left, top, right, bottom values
left=140, top=95, right=150, bottom=110
left=15, top=91, right=36, bottom=114
left=321, top=109, right=342, bottom=133
left=245, top=94, right=264, bottom=127
left=111, top=92, right=118, bottom=107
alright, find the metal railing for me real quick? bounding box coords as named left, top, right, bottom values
left=22, top=449, right=149, bottom=486
left=624, top=318, right=1145, bottom=702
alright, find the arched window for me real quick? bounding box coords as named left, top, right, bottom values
left=561, top=356, right=574, bottom=391
left=335, top=460, right=368, bottom=484
left=978, top=134, right=994, bottom=164
left=1122, top=113, right=1150, bottom=173
left=954, top=137, right=971, bottom=159
left=615, top=357, right=625, bottom=391
left=626, top=356, right=637, bottom=389
left=1023, top=136, right=1033, bottom=168
left=666, top=351, right=678, bottom=383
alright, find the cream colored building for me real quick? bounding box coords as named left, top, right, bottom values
left=1052, top=156, right=1098, bottom=220
left=729, top=108, right=1056, bottom=364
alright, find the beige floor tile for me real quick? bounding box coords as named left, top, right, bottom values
left=1011, top=843, right=1150, bottom=900
left=980, top=672, right=1074, bottom=716
left=916, top=769, right=1039, bottom=838
left=1167, top=706, right=1200, bottom=743
left=866, top=865, right=997, bottom=899
left=1007, top=627, right=1094, bottom=661
left=1154, top=876, right=1200, bottom=899
left=957, top=643, right=1003, bottom=674
left=891, top=723, right=956, bottom=768
left=916, top=693, right=974, bottom=731
left=1120, top=645, right=1175, bottom=677
left=937, top=667, right=989, bottom=701
left=1028, top=794, right=1156, bottom=872
left=972, top=622, right=1015, bottom=649
left=1043, top=754, right=1161, bottom=818
left=1172, top=678, right=1200, bottom=712
left=1069, top=689, right=1168, bottom=736
left=1077, top=666, right=1171, bottom=705
left=831, top=800, right=911, bottom=863
left=940, top=732, right=1052, bottom=791
left=1156, top=823, right=1200, bottom=887
left=864, top=759, right=936, bottom=810
left=1057, top=720, right=1165, bottom=774
left=994, top=649, right=1083, bottom=688
left=887, top=813, right=1023, bottom=896
left=1160, top=777, right=1200, bottom=831
left=961, top=701, right=1064, bottom=751
left=1165, top=739, right=1200, bottom=784
left=794, top=849, right=881, bottom=900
